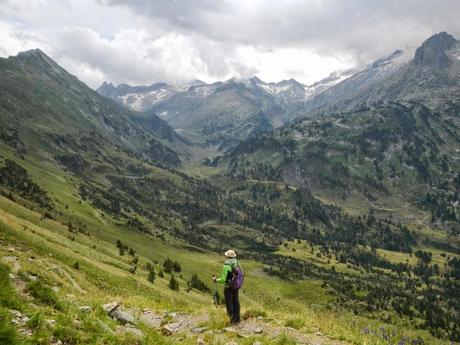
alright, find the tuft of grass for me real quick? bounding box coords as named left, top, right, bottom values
left=284, top=318, right=305, bottom=330
left=274, top=334, right=298, bottom=345
left=0, top=264, right=22, bottom=310
left=242, top=308, right=267, bottom=320
left=0, top=307, right=22, bottom=345
left=26, top=280, right=63, bottom=311
left=26, top=311, right=46, bottom=330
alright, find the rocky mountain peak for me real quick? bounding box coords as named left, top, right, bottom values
left=249, top=76, right=264, bottom=84
left=17, top=48, right=49, bottom=60
left=414, top=32, right=457, bottom=68
left=13, top=49, right=60, bottom=69
left=97, top=81, right=117, bottom=95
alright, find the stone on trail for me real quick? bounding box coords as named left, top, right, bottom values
left=192, top=327, right=208, bottom=333
left=46, top=319, right=56, bottom=327
left=24, top=272, right=38, bottom=281
left=224, top=326, right=250, bottom=338
left=116, top=325, right=144, bottom=338
left=139, top=309, right=163, bottom=328
left=2, top=256, right=21, bottom=272
left=253, top=327, right=263, bottom=334
left=79, top=305, right=92, bottom=313
left=161, top=322, right=182, bottom=335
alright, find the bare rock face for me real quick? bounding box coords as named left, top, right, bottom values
left=414, top=32, right=457, bottom=69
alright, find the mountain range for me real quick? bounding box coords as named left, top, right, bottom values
left=98, top=32, right=460, bottom=152
left=97, top=66, right=355, bottom=149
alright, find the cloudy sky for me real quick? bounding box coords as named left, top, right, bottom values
left=1, top=0, right=459, bottom=89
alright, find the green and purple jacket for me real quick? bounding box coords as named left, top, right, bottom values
left=216, top=258, right=240, bottom=286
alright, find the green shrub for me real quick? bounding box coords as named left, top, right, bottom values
left=148, top=270, right=156, bottom=283
left=190, top=273, right=210, bottom=293
left=168, top=275, right=179, bottom=291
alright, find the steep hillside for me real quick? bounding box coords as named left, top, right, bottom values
left=0, top=49, right=187, bottom=168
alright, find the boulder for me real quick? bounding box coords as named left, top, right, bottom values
left=102, top=302, right=136, bottom=325
left=102, top=301, right=119, bottom=313
left=111, top=308, right=136, bottom=325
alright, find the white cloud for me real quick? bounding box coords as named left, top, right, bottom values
left=0, top=22, right=49, bottom=56
left=238, top=46, right=354, bottom=85
left=1, top=0, right=460, bottom=88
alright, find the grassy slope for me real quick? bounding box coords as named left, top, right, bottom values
left=0, top=143, right=452, bottom=345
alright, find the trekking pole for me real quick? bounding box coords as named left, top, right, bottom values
left=212, top=275, right=218, bottom=308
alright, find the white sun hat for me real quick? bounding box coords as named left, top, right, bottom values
left=224, top=249, right=237, bottom=258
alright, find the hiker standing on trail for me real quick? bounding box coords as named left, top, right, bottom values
left=213, top=249, right=244, bottom=325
